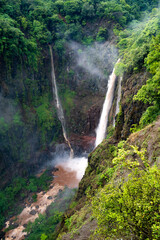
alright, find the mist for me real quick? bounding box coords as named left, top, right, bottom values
left=40, top=144, right=88, bottom=183
left=67, top=41, right=118, bottom=92
left=0, top=93, right=19, bottom=124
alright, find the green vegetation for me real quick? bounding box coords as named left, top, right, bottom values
left=0, top=0, right=159, bottom=168
left=106, top=126, right=114, bottom=139
left=59, top=85, right=76, bottom=117
left=0, top=94, right=60, bottom=165
left=134, top=32, right=160, bottom=126
left=35, top=95, right=59, bottom=146
left=1, top=0, right=160, bottom=238
left=117, top=8, right=160, bottom=128
left=26, top=212, right=62, bottom=240
left=57, top=122, right=160, bottom=239
left=62, top=206, right=89, bottom=239
left=118, top=9, right=160, bottom=71
left=96, top=27, right=109, bottom=42
left=92, top=144, right=160, bottom=239
left=0, top=0, right=159, bottom=65
left=0, top=171, right=52, bottom=229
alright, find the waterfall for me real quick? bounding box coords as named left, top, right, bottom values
left=49, top=45, right=74, bottom=158
left=113, top=75, right=123, bottom=126
left=95, top=59, right=120, bottom=147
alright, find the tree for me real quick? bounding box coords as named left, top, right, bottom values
left=81, top=2, right=95, bottom=18
left=134, top=32, right=160, bottom=126
left=92, top=146, right=160, bottom=239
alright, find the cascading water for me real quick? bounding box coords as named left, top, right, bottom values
left=49, top=45, right=74, bottom=158
left=95, top=59, right=120, bottom=147
left=113, top=75, right=123, bottom=126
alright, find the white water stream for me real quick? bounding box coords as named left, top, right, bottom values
left=95, top=59, right=120, bottom=147
left=49, top=45, right=74, bottom=157
left=113, top=75, right=123, bottom=126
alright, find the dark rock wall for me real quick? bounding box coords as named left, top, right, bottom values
left=114, top=70, right=149, bottom=140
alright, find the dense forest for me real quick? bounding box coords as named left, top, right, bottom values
left=0, top=0, right=160, bottom=239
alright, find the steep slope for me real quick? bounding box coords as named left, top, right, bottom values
left=57, top=117, right=160, bottom=240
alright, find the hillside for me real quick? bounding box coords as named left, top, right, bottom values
left=57, top=117, right=160, bottom=239
left=0, top=0, right=160, bottom=239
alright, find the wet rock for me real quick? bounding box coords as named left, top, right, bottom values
left=70, top=134, right=95, bottom=154
left=11, top=223, right=19, bottom=228
left=28, top=197, right=33, bottom=203
left=114, top=70, right=149, bottom=140
left=30, top=210, right=37, bottom=215
left=85, top=105, right=101, bottom=134
left=53, top=167, right=59, bottom=172
left=36, top=205, right=39, bottom=209
left=47, top=196, right=52, bottom=200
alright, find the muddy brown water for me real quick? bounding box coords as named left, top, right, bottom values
left=4, top=164, right=80, bottom=240
left=54, top=163, right=79, bottom=188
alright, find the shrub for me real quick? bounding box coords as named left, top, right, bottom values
left=92, top=145, right=160, bottom=239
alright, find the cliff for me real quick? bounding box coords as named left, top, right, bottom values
left=0, top=0, right=160, bottom=238
left=57, top=117, right=160, bottom=239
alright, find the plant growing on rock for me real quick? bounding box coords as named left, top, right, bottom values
left=92, top=145, right=160, bottom=239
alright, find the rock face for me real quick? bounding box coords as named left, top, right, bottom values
left=57, top=118, right=160, bottom=240
left=54, top=36, right=118, bottom=136
left=68, top=95, right=103, bottom=136
left=55, top=67, right=156, bottom=240
left=0, top=16, right=148, bottom=191
left=0, top=20, right=118, bottom=186
left=114, top=70, right=149, bottom=140
left=85, top=104, right=101, bottom=134
left=0, top=47, right=57, bottom=188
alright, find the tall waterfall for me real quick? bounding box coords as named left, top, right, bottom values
left=113, top=75, right=123, bottom=126
left=95, top=59, right=120, bottom=147
left=49, top=45, right=74, bottom=158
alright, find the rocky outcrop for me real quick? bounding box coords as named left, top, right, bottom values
left=114, top=69, right=149, bottom=140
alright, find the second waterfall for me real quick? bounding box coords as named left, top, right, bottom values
left=95, top=59, right=120, bottom=147
left=49, top=45, right=73, bottom=157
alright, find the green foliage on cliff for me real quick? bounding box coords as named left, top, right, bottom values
left=35, top=95, right=58, bottom=145
left=59, top=85, right=76, bottom=117
left=134, top=32, right=160, bottom=126
left=93, top=166, right=160, bottom=239
left=26, top=212, right=62, bottom=240
left=57, top=127, right=160, bottom=240
left=0, top=0, right=159, bottom=65
left=118, top=9, right=160, bottom=71
left=1, top=0, right=160, bottom=237
left=0, top=94, right=60, bottom=167
left=117, top=8, right=160, bottom=127
left=92, top=144, right=160, bottom=239
left=0, top=0, right=159, bottom=162
left=96, top=27, right=109, bottom=42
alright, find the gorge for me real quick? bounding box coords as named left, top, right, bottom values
left=0, top=0, right=160, bottom=239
